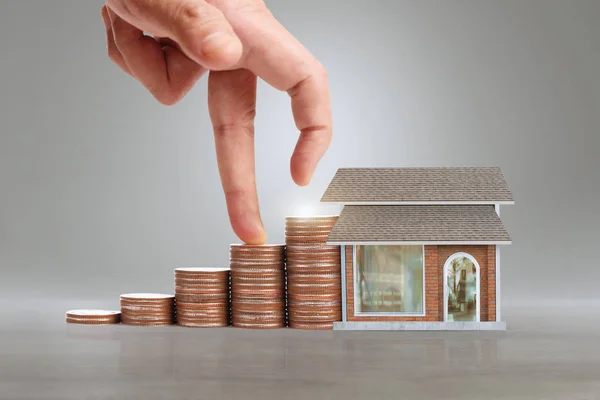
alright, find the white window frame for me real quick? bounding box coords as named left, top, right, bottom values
left=353, top=244, right=426, bottom=317
left=443, top=252, right=481, bottom=322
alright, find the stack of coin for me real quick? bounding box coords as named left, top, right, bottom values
left=174, top=267, right=231, bottom=328
left=65, top=309, right=121, bottom=325
left=119, top=293, right=175, bottom=326
left=230, top=244, right=286, bottom=329
left=285, top=216, right=342, bottom=330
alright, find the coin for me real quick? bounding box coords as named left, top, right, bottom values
left=231, top=270, right=284, bottom=276
left=176, top=305, right=229, bottom=313
left=287, top=268, right=340, bottom=276
left=175, top=314, right=229, bottom=321
left=177, top=320, right=230, bottom=328
left=175, top=301, right=229, bottom=309
left=175, top=280, right=229, bottom=286
left=287, top=300, right=341, bottom=309
left=120, top=311, right=175, bottom=319
left=230, top=244, right=285, bottom=251
left=65, top=310, right=120, bottom=321
left=231, top=289, right=285, bottom=299
left=120, top=320, right=175, bottom=326
left=232, top=317, right=286, bottom=328
left=120, top=293, right=175, bottom=301
left=287, top=282, right=341, bottom=290
left=285, top=215, right=338, bottom=223
left=287, top=292, right=341, bottom=300
left=286, top=253, right=340, bottom=260
left=231, top=301, right=285, bottom=313
left=175, top=293, right=230, bottom=303
left=174, top=267, right=230, bottom=273
left=120, top=313, right=174, bottom=320
left=229, top=268, right=285, bottom=276
left=230, top=245, right=285, bottom=258
left=288, top=310, right=341, bottom=320
left=287, top=273, right=341, bottom=282
left=288, top=313, right=342, bottom=322
left=119, top=307, right=175, bottom=316
left=176, top=311, right=230, bottom=319
left=174, top=286, right=230, bottom=295
left=232, top=314, right=286, bottom=322
left=288, top=321, right=335, bottom=330
left=65, top=309, right=121, bottom=325
left=66, top=318, right=119, bottom=325
left=286, top=235, right=334, bottom=241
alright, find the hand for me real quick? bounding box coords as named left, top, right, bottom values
left=100, top=0, right=332, bottom=244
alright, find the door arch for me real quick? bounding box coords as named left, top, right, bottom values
left=443, top=252, right=480, bottom=322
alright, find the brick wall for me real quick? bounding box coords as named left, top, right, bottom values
left=345, top=245, right=496, bottom=322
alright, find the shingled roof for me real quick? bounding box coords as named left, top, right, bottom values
left=320, top=167, right=514, bottom=204
left=326, top=205, right=511, bottom=245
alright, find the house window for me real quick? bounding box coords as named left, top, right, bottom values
left=354, top=245, right=424, bottom=315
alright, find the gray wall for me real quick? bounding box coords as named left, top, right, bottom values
left=0, top=0, right=598, bottom=303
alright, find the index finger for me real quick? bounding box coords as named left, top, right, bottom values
left=231, top=9, right=333, bottom=186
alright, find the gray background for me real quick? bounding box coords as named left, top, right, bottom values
left=1, top=0, right=599, bottom=305
left=1, top=2, right=600, bottom=399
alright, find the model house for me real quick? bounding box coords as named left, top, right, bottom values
left=321, top=167, right=514, bottom=330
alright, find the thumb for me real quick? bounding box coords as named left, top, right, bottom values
left=106, top=0, right=243, bottom=70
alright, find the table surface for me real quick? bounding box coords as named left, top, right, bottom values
left=1, top=298, right=599, bottom=400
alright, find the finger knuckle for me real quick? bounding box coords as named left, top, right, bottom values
left=117, top=0, right=146, bottom=17
left=175, top=0, right=216, bottom=25
left=224, top=187, right=249, bottom=199
left=173, top=1, right=232, bottom=44
left=213, top=122, right=255, bottom=139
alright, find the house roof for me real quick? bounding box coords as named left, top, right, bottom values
left=326, top=205, right=511, bottom=245
left=320, top=167, right=514, bottom=204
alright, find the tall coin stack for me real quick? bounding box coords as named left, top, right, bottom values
left=230, top=245, right=286, bottom=329
left=119, top=293, right=176, bottom=326
left=174, top=267, right=231, bottom=328
left=285, top=216, right=342, bottom=330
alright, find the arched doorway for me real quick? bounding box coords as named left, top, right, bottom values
left=443, top=253, right=480, bottom=322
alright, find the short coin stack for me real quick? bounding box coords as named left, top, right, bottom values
left=285, top=216, right=342, bottom=330
left=65, top=309, right=121, bottom=325
left=174, top=267, right=231, bottom=328
left=230, top=245, right=286, bottom=329
left=119, top=293, right=175, bottom=326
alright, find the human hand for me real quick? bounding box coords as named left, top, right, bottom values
left=100, top=0, right=332, bottom=244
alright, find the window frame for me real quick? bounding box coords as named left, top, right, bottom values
left=353, top=244, right=427, bottom=317
left=443, top=252, right=481, bottom=322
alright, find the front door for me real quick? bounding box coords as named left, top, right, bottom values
left=444, top=253, right=480, bottom=322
